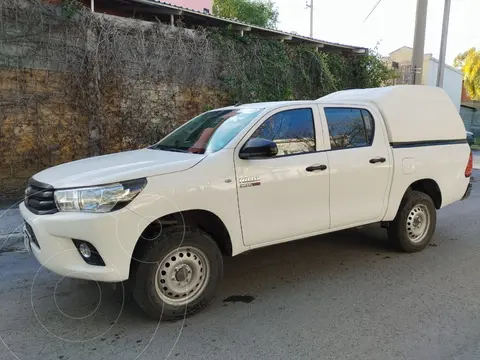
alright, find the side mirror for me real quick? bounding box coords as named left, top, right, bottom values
left=239, top=138, right=278, bottom=159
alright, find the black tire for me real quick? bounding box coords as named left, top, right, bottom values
left=132, top=225, right=223, bottom=320
left=387, top=190, right=437, bottom=252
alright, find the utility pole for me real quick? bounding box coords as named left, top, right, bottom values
left=306, top=0, right=314, bottom=38
left=411, top=0, right=428, bottom=85
left=436, top=0, right=451, bottom=87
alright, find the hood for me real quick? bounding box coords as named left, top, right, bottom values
left=33, top=149, right=206, bottom=188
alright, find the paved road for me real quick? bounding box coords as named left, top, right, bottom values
left=0, top=172, right=479, bottom=360
left=0, top=208, right=22, bottom=237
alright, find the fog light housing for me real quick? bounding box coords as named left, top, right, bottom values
left=72, top=240, right=105, bottom=266
left=78, top=243, right=91, bottom=258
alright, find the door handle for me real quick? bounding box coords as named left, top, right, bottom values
left=306, top=165, right=327, bottom=172
left=369, top=157, right=386, bottom=164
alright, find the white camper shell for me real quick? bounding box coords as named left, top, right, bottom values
left=319, top=85, right=466, bottom=143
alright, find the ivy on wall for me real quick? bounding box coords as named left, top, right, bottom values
left=208, top=29, right=394, bottom=104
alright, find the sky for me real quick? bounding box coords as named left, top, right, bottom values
left=273, top=0, right=480, bottom=65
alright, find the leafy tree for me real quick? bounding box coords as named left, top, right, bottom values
left=454, top=48, right=480, bottom=100
left=212, top=0, right=279, bottom=28
left=352, top=48, right=396, bottom=88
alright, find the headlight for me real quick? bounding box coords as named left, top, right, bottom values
left=54, top=178, right=147, bottom=213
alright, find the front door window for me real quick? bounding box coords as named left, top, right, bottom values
left=250, top=108, right=316, bottom=156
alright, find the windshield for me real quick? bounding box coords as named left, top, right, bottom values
left=151, top=108, right=263, bottom=154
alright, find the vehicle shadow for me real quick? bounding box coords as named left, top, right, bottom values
left=218, top=224, right=394, bottom=299
left=53, top=224, right=396, bottom=322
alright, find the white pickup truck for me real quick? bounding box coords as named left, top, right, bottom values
left=20, top=85, right=473, bottom=320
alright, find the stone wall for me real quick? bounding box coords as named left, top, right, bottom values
left=0, top=1, right=228, bottom=202
left=0, top=68, right=88, bottom=201
left=0, top=67, right=227, bottom=202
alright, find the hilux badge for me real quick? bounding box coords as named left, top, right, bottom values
left=239, top=176, right=261, bottom=188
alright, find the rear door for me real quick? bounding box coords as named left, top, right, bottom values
left=319, top=105, right=392, bottom=228
left=234, top=105, right=330, bottom=246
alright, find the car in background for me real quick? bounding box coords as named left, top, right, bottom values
left=467, top=131, right=476, bottom=146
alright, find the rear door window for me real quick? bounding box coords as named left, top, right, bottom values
left=324, top=108, right=375, bottom=150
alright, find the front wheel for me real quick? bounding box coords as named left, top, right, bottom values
left=132, top=226, right=223, bottom=320
left=388, top=191, right=437, bottom=252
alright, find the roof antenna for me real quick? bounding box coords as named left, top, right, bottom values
left=234, top=102, right=242, bottom=107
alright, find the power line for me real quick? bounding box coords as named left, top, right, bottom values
left=363, top=0, right=385, bottom=23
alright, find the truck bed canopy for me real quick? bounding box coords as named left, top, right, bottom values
left=317, top=85, right=466, bottom=143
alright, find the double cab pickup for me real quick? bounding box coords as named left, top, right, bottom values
left=21, top=85, right=473, bottom=319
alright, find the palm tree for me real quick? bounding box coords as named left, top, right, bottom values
left=454, top=48, right=480, bottom=100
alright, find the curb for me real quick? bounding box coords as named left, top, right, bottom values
left=0, top=233, right=24, bottom=253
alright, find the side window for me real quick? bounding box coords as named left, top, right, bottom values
left=324, top=108, right=375, bottom=150
left=251, top=108, right=315, bottom=156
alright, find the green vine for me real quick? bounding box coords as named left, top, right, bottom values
left=208, top=29, right=394, bottom=104
left=61, top=0, right=81, bottom=20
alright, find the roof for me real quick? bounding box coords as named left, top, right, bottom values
left=111, top=0, right=367, bottom=53
left=237, top=100, right=315, bottom=109
left=215, top=100, right=316, bottom=112
left=318, top=85, right=466, bottom=143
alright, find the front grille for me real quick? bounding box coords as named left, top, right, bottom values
left=25, top=222, right=40, bottom=249
left=25, top=178, right=58, bottom=215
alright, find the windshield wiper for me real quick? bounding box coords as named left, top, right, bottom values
left=152, top=145, right=188, bottom=153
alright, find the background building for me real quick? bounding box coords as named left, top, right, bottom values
left=384, top=46, right=463, bottom=111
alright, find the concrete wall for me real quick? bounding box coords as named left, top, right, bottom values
left=425, top=58, right=463, bottom=111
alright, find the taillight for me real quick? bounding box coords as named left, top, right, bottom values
left=465, top=152, right=473, bottom=178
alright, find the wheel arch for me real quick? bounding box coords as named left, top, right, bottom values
left=408, top=178, right=442, bottom=209
left=384, top=177, right=443, bottom=222
left=129, top=209, right=233, bottom=278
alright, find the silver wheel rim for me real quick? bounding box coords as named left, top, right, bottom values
left=154, top=246, right=210, bottom=306
left=406, top=204, right=430, bottom=244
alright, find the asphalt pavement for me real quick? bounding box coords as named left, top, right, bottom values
left=0, top=170, right=479, bottom=360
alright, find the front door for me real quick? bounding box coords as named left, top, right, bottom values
left=320, top=105, right=391, bottom=228
left=234, top=106, right=330, bottom=247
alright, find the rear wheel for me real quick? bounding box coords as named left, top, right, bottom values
left=388, top=191, right=437, bottom=252
left=132, top=226, right=223, bottom=320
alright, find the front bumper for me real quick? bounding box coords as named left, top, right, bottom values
left=20, top=203, right=146, bottom=282
left=462, top=182, right=472, bottom=200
